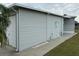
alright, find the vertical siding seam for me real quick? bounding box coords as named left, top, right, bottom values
left=62, top=18, right=64, bottom=35
left=46, top=13, right=49, bottom=41
left=63, top=18, right=65, bottom=34
left=18, top=8, right=20, bottom=51
left=73, top=18, right=75, bottom=33
left=15, top=13, right=17, bottom=51
left=46, top=13, right=48, bottom=41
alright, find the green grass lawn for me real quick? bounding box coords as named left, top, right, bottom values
left=44, top=29, right=79, bottom=56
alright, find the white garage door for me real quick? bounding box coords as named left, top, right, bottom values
left=19, top=9, right=47, bottom=51
left=47, top=15, right=62, bottom=40
left=6, top=15, right=16, bottom=47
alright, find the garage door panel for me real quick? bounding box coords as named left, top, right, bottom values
left=19, top=9, right=46, bottom=51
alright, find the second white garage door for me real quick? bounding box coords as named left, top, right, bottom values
left=47, top=15, right=63, bottom=40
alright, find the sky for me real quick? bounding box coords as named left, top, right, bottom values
left=3, top=3, right=79, bottom=22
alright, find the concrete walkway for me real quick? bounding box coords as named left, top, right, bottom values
left=15, top=33, right=76, bottom=56
left=0, top=45, right=17, bottom=56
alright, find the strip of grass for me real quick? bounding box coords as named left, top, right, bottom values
left=44, top=32, right=79, bottom=56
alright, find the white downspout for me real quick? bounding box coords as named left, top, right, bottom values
left=16, top=9, right=19, bottom=52
left=11, top=7, right=19, bottom=52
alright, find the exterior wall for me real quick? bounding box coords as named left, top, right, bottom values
left=19, top=9, right=47, bottom=51
left=6, top=15, right=16, bottom=48
left=7, top=8, right=75, bottom=51
left=64, top=18, right=75, bottom=33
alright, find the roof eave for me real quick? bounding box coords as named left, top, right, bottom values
left=8, top=3, right=76, bottom=19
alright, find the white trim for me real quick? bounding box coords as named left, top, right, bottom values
left=64, top=31, right=74, bottom=33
